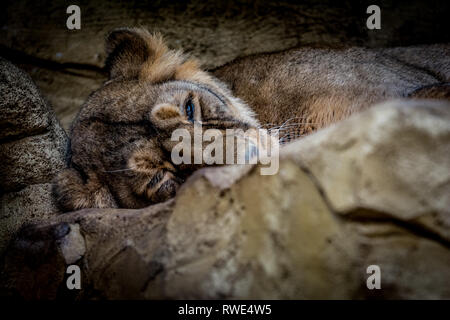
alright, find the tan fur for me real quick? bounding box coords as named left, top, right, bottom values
left=213, top=44, right=450, bottom=141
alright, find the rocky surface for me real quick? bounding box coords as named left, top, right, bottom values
left=1, top=0, right=449, bottom=130
left=0, top=58, right=67, bottom=255
left=1, top=99, right=449, bottom=299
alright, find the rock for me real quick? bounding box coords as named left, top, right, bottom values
left=3, top=1, right=449, bottom=69
left=0, top=57, right=52, bottom=141
left=283, top=99, right=450, bottom=241
left=1, top=131, right=67, bottom=193
left=0, top=58, right=67, bottom=255
left=1, top=99, right=449, bottom=299
left=57, top=224, right=86, bottom=265
left=0, top=58, right=67, bottom=192
left=0, top=184, right=58, bottom=253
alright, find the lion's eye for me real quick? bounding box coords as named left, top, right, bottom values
left=185, top=99, right=195, bottom=122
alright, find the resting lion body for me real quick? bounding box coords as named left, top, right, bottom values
left=54, top=27, right=450, bottom=211
left=213, top=45, right=450, bottom=136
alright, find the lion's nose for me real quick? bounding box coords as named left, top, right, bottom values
left=245, top=140, right=259, bottom=163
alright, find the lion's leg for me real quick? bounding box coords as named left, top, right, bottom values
left=53, top=168, right=118, bottom=211
left=117, top=157, right=181, bottom=207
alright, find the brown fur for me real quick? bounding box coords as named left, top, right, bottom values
left=54, top=27, right=450, bottom=211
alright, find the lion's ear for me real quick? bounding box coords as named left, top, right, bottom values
left=105, top=27, right=206, bottom=83
left=150, top=103, right=185, bottom=128
left=105, top=28, right=169, bottom=80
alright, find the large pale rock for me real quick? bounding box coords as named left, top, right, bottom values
left=283, top=99, right=450, bottom=241
left=0, top=59, right=67, bottom=255
left=1, top=99, right=449, bottom=299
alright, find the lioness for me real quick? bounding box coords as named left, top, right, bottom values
left=54, top=27, right=449, bottom=211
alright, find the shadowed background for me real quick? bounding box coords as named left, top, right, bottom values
left=1, top=0, right=449, bottom=130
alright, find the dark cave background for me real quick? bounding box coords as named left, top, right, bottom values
left=1, top=0, right=449, bottom=130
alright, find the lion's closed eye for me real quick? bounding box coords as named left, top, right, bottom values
left=185, top=99, right=195, bottom=122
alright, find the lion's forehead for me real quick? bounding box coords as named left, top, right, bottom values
left=75, top=79, right=234, bottom=128
left=157, top=80, right=228, bottom=104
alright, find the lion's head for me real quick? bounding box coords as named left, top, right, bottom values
left=54, top=27, right=262, bottom=210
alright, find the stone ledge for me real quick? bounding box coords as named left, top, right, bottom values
left=1, top=99, right=449, bottom=299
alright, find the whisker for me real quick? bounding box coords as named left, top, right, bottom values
left=269, top=122, right=321, bottom=127
left=103, top=166, right=137, bottom=173
left=268, top=124, right=321, bottom=132
left=259, top=117, right=310, bottom=128
left=271, top=119, right=318, bottom=133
